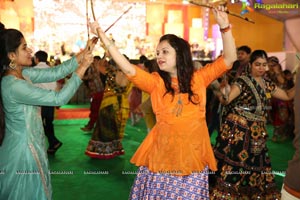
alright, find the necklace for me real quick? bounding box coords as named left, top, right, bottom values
left=171, top=80, right=183, bottom=117
left=172, top=94, right=183, bottom=117
left=255, top=77, right=266, bottom=91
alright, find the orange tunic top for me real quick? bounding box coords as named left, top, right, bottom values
left=127, top=57, right=228, bottom=175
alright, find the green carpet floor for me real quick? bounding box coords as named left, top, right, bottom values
left=50, top=105, right=294, bottom=200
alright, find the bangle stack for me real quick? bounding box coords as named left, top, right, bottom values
left=220, top=24, right=231, bottom=33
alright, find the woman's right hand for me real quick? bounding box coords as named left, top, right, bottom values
left=89, top=20, right=136, bottom=76
left=89, top=21, right=107, bottom=49
left=89, top=21, right=102, bottom=37
left=75, top=50, right=94, bottom=79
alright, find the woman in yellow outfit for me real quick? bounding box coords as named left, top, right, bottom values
left=85, top=57, right=132, bottom=159
left=90, top=5, right=236, bottom=199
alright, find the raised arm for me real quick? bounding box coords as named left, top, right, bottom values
left=212, top=6, right=237, bottom=68
left=23, top=37, right=98, bottom=83
left=24, top=57, right=78, bottom=83
left=272, top=86, right=295, bottom=101
left=74, top=37, right=98, bottom=69
left=89, top=22, right=136, bottom=76
left=215, top=82, right=241, bottom=105
left=11, top=40, right=97, bottom=106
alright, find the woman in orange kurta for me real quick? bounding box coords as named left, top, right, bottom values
left=128, top=57, right=226, bottom=175
left=90, top=5, right=236, bottom=199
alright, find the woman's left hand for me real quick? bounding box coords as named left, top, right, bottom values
left=212, top=5, right=230, bottom=28
left=89, top=21, right=102, bottom=37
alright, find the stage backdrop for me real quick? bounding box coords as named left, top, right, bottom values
left=32, top=0, right=147, bottom=58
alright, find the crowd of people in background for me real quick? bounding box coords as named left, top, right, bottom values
left=1, top=7, right=299, bottom=198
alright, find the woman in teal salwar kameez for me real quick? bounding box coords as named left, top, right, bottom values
left=0, top=29, right=96, bottom=199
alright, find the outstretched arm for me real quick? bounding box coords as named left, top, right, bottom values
left=89, top=22, right=136, bottom=76
left=212, top=6, right=237, bottom=68
left=24, top=37, right=97, bottom=83
left=215, top=83, right=241, bottom=105
left=75, top=37, right=98, bottom=79
left=272, top=86, right=295, bottom=101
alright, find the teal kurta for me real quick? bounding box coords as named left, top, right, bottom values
left=0, top=57, right=81, bottom=200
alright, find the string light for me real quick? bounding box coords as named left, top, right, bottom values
left=203, top=8, right=209, bottom=41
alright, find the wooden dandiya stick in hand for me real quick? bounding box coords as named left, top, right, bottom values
left=189, top=0, right=255, bottom=24
left=89, top=0, right=134, bottom=50
left=86, top=0, right=90, bottom=41
left=103, top=6, right=133, bottom=33
left=90, top=0, right=134, bottom=36
left=90, top=0, right=101, bottom=38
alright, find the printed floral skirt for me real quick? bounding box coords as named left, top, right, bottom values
left=129, top=166, right=209, bottom=200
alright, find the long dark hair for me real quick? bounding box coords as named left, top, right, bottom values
left=144, top=59, right=159, bottom=73
left=0, top=29, right=24, bottom=145
left=157, top=34, right=198, bottom=104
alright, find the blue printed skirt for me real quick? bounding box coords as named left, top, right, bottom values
left=129, top=166, right=209, bottom=200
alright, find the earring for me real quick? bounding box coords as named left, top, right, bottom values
left=9, top=60, right=16, bottom=70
